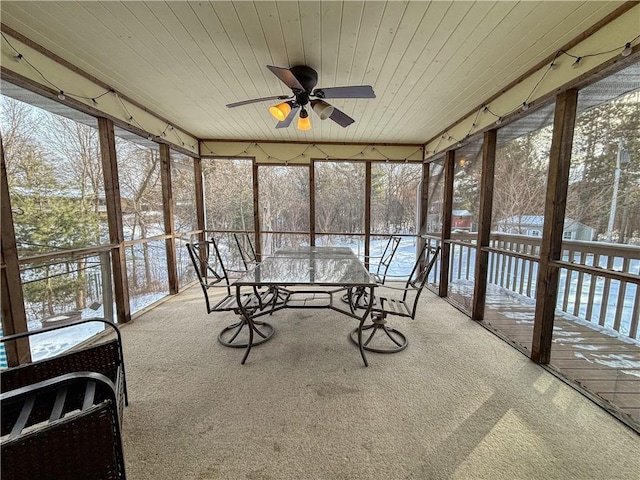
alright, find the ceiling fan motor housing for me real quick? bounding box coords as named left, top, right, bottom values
left=289, top=65, right=319, bottom=92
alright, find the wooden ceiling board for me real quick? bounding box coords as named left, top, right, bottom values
left=344, top=0, right=414, bottom=142
left=383, top=1, right=536, bottom=140
left=64, top=2, right=177, bottom=103
left=161, top=2, right=251, bottom=138
left=298, top=0, right=322, bottom=68
left=0, top=1, right=632, bottom=144
left=203, top=1, right=282, bottom=137
left=178, top=1, right=274, bottom=138
left=368, top=1, right=491, bottom=143
left=452, top=0, right=617, bottom=127
left=93, top=1, right=216, bottom=127
left=388, top=1, right=625, bottom=141
left=340, top=1, right=388, bottom=143
left=162, top=5, right=258, bottom=140
left=348, top=0, right=435, bottom=142
left=428, top=1, right=542, bottom=115
left=363, top=1, right=475, bottom=142
left=276, top=2, right=305, bottom=68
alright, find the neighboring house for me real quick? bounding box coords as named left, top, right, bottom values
left=496, top=215, right=595, bottom=240
left=452, top=210, right=473, bottom=231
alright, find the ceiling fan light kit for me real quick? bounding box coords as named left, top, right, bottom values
left=227, top=65, right=375, bottom=130
left=311, top=99, right=334, bottom=120
left=269, top=101, right=293, bottom=121
left=297, top=108, right=311, bottom=131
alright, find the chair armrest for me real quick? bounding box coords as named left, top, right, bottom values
left=1, top=317, right=122, bottom=345
left=1, top=317, right=128, bottom=409
left=374, top=284, right=413, bottom=293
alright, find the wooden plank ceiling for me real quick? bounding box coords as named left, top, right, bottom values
left=0, top=1, right=627, bottom=144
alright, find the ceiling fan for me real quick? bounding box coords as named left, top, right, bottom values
left=226, top=65, right=375, bottom=130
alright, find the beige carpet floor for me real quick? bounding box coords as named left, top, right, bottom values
left=119, top=286, right=639, bottom=480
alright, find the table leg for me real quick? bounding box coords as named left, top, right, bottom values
left=357, top=285, right=375, bottom=367
left=236, top=285, right=254, bottom=365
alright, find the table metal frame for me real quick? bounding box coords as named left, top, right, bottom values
left=233, top=247, right=377, bottom=366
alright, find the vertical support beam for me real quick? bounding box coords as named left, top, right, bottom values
left=439, top=150, right=455, bottom=297
left=98, top=117, right=131, bottom=324
left=252, top=160, right=261, bottom=259
left=194, top=157, right=205, bottom=243
left=0, top=137, right=31, bottom=365
left=417, top=162, right=430, bottom=270
left=160, top=144, right=178, bottom=295
left=364, top=161, right=372, bottom=268
left=310, top=161, right=316, bottom=247
left=472, top=130, right=497, bottom=321
left=532, top=89, right=579, bottom=364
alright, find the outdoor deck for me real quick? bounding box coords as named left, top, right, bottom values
left=446, top=283, right=640, bottom=430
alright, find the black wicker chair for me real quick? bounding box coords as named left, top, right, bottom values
left=1, top=371, right=126, bottom=480
left=350, top=244, right=441, bottom=353
left=1, top=318, right=128, bottom=425
left=186, top=238, right=278, bottom=348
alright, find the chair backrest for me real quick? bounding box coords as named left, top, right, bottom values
left=401, top=244, right=441, bottom=318
left=374, top=236, right=401, bottom=283
left=186, top=239, right=231, bottom=312
left=1, top=372, right=126, bottom=479
left=233, top=233, right=257, bottom=270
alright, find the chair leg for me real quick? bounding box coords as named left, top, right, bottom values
left=218, top=317, right=275, bottom=348
left=349, top=312, right=408, bottom=353
left=341, top=286, right=369, bottom=309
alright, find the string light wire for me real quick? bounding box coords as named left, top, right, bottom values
left=3, top=29, right=637, bottom=158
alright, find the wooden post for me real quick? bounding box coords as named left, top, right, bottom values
left=194, top=157, right=205, bottom=243
left=532, top=89, right=579, bottom=364
left=472, top=130, right=497, bottom=321
left=417, top=162, right=430, bottom=270
left=439, top=150, right=455, bottom=297
left=364, top=161, right=372, bottom=268
left=98, top=117, right=131, bottom=324
left=160, top=144, right=178, bottom=294
left=0, top=137, right=31, bottom=365
left=310, top=161, right=316, bottom=246
left=252, top=160, right=261, bottom=259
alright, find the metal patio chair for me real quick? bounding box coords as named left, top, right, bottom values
left=350, top=243, right=440, bottom=353
left=186, top=238, right=275, bottom=348
left=233, top=232, right=258, bottom=270
left=344, top=235, right=402, bottom=307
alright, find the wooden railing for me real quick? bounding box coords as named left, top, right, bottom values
left=424, top=232, right=640, bottom=341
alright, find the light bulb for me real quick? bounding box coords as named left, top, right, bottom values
left=572, top=57, right=582, bottom=68
left=621, top=42, right=632, bottom=57
left=297, top=109, right=311, bottom=131
left=57, top=91, right=66, bottom=100
left=13, top=53, right=23, bottom=62
left=269, top=102, right=292, bottom=121
left=522, top=102, right=529, bottom=111
left=496, top=117, right=503, bottom=126
left=311, top=100, right=334, bottom=120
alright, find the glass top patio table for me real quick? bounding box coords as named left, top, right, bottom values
left=234, top=246, right=375, bottom=287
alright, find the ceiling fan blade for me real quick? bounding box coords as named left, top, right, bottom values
left=328, top=107, right=355, bottom=128
left=267, top=65, right=305, bottom=91
left=226, top=95, right=290, bottom=108
left=276, top=105, right=300, bottom=129
left=313, top=85, right=375, bottom=99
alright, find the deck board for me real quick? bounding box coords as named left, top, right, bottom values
left=445, top=284, right=640, bottom=428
